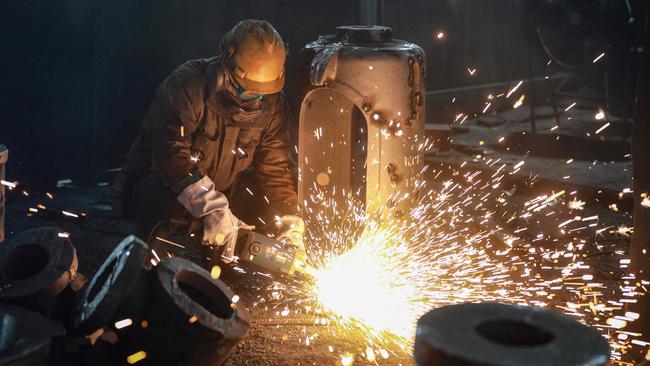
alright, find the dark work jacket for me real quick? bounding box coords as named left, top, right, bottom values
left=119, top=56, right=299, bottom=217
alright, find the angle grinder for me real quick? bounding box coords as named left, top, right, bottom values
left=149, top=219, right=310, bottom=277
left=235, top=230, right=310, bottom=276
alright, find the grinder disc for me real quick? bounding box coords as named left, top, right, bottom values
left=414, top=302, right=610, bottom=366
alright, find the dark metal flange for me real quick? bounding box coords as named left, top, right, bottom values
left=0, top=304, right=65, bottom=366
left=414, top=302, right=610, bottom=366
left=73, top=235, right=149, bottom=334
left=0, top=227, right=78, bottom=314
left=135, top=256, right=250, bottom=366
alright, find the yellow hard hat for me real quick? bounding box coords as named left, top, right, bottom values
left=222, top=19, right=286, bottom=95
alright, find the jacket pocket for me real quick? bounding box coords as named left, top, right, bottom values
left=233, top=128, right=262, bottom=172
left=192, top=129, right=219, bottom=175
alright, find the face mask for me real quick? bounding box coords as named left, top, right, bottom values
left=230, top=77, right=263, bottom=100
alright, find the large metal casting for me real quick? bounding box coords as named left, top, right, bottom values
left=0, top=227, right=78, bottom=315
left=414, top=302, right=610, bottom=366
left=298, top=26, right=426, bottom=220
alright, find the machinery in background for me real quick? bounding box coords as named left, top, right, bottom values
left=529, top=0, right=647, bottom=119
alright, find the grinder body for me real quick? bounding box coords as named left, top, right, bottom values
left=149, top=219, right=306, bottom=276
left=235, top=231, right=302, bottom=275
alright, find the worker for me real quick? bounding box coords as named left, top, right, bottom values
left=111, top=19, right=305, bottom=264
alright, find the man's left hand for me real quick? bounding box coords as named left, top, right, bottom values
left=276, top=215, right=307, bottom=271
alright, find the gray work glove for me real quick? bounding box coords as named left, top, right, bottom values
left=276, top=215, right=307, bottom=273
left=177, top=175, right=254, bottom=262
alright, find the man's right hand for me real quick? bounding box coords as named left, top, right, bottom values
left=202, top=208, right=254, bottom=261
left=177, top=175, right=254, bottom=261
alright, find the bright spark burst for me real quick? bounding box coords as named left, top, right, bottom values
left=568, top=198, right=586, bottom=210
left=308, top=226, right=421, bottom=340
left=264, top=155, right=650, bottom=363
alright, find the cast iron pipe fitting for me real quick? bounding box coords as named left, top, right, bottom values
left=414, top=302, right=610, bottom=366
left=0, top=227, right=78, bottom=315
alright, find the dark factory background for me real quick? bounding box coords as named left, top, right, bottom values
left=0, top=0, right=647, bottom=184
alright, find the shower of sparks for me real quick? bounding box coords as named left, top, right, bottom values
left=260, top=147, right=649, bottom=363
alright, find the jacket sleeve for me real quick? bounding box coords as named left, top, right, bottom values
left=149, top=70, right=206, bottom=192
left=253, top=94, right=300, bottom=217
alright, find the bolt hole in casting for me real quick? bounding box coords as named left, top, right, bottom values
left=176, top=270, right=234, bottom=319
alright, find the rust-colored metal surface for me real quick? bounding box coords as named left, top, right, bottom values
left=298, top=26, right=426, bottom=219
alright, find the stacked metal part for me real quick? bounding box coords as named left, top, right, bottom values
left=298, top=26, right=426, bottom=221
left=0, top=227, right=79, bottom=365
left=73, top=236, right=250, bottom=365
left=0, top=229, right=249, bottom=365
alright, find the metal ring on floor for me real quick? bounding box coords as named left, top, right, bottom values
left=414, top=302, right=610, bottom=366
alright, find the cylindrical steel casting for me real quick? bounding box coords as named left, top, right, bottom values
left=74, top=235, right=150, bottom=334
left=298, top=25, right=426, bottom=220
left=414, top=302, right=610, bottom=366
left=134, top=256, right=250, bottom=366
left=0, top=227, right=78, bottom=315
left=0, top=143, right=7, bottom=242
